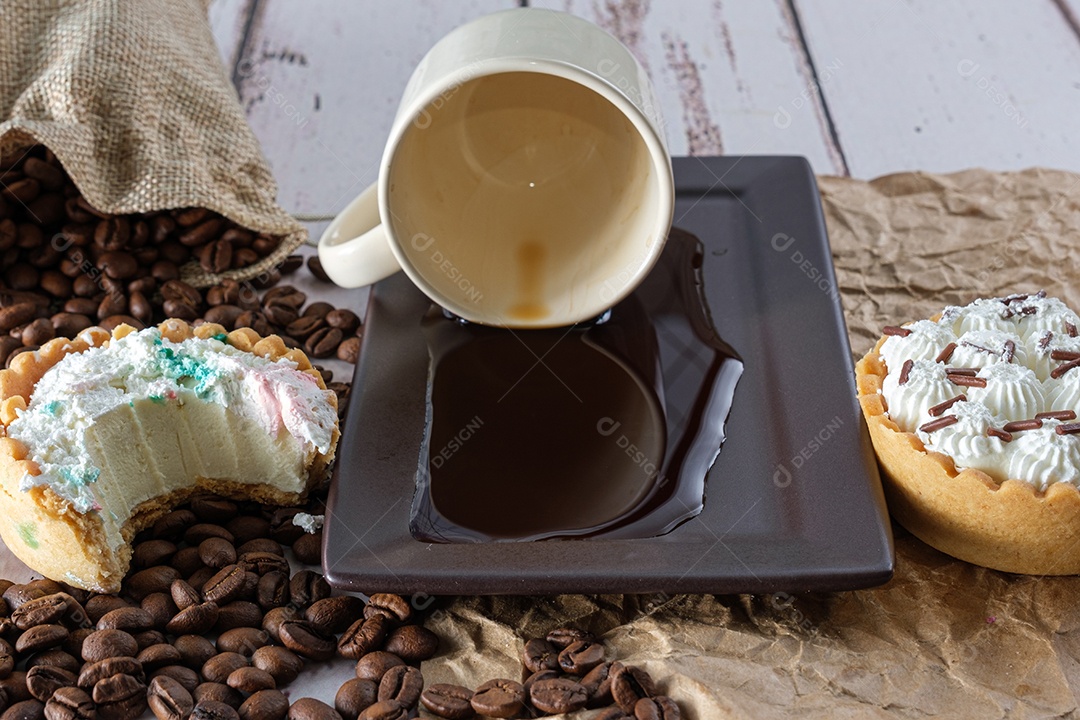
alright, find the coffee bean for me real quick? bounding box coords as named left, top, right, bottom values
left=178, top=218, right=223, bottom=247
left=383, top=625, right=438, bottom=662
left=1, top=700, right=45, bottom=720
left=0, top=670, right=30, bottom=703
left=203, top=566, right=246, bottom=605
left=238, top=539, right=282, bottom=558
left=419, top=684, right=473, bottom=720
left=216, top=601, right=262, bottom=632
left=324, top=309, right=360, bottom=334
left=192, top=684, right=243, bottom=710
left=377, top=666, right=422, bottom=708
left=186, top=523, right=235, bottom=546
left=132, top=540, right=178, bottom=569
left=137, top=643, right=183, bottom=671
left=529, top=677, right=587, bottom=715
left=141, top=593, right=178, bottom=629
left=470, top=679, right=525, bottom=719
left=225, top=667, right=274, bottom=694
left=522, top=669, right=559, bottom=698
left=96, top=292, right=127, bottom=320
left=125, top=566, right=181, bottom=601
left=288, top=698, right=341, bottom=720
left=225, top=516, right=270, bottom=545
left=202, top=653, right=249, bottom=686
left=594, top=709, right=633, bottom=720
left=25, top=665, right=77, bottom=702
left=353, top=652, right=403, bottom=684
left=199, top=538, right=237, bottom=569
left=44, top=686, right=94, bottom=720
left=97, top=607, right=154, bottom=632
left=545, top=627, right=594, bottom=650
left=3, top=177, right=41, bottom=204
left=98, top=252, right=137, bottom=280
left=80, top=629, right=137, bottom=663
left=148, top=675, right=195, bottom=720
left=217, top=628, right=270, bottom=658
left=204, top=304, right=242, bottom=330
left=304, top=327, right=342, bottom=359
left=581, top=661, right=616, bottom=708
left=0, top=335, right=23, bottom=366
left=633, top=696, right=681, bottom=720
left=92, top=673, right=147, bottom=720
left=288, top=571, right=330, bottom=609
left=256, top=572, right=289, bottom=611
left=338, top=616, right=390, bottom=660
left=173, top=635, right=217, bottom=671
left=191, top=701, right=240, bottom=720
left=39, top=271, right=73, bottom=299
left=128, top=290, right=153, bottom=324
left=335, top=679, right=377, bottom=720
left=611, top=665, right=656, bottom=713
left=99, top=314, right=144, bottom=332
left=278, top=621, right=335, bottom=662
left=0, top=638, right=12, bottom=678
left=263, top=286, right=305, bottom=309
left=25, top=649, right=79, bottom=674
left=83, top=597, right=128, bottom=626
left=522, top=638, right=559, bottom=674
left=304, top=596, right=363, bottom=635
left=245, top=648, right=299, bottom=688
left=202, top=240, right=233, bottom=274
left=261, top=607, right=299, bottom=643
left=128, top=274, right=156, bottom=295
left=17, top=625, right=69, bottom=655
left=22, top=158, right=64, bottom=190
left=307, top=257, right=330, bottom=283
left=152, top=509, right=198, bottom=540
left=0, top=303, right=39, bottom=333
left=337, top=337, right=360, bottom=363
left=262, top=304, right=297, bottom=327
left=12, top=593, right=77, bottom=629
left=170, top=579, right=201, bottom=611
left=292, top=532, right=322, bottom=566
left=285, top=315, right=324, bottom=340
left=363, top=595, right=411, bottom=626
left=165, top=602, right=219, bottom=636
left=238, top=552, right=289, bottom=577
left=134, top=630, right=168, bottom=652
left=77, top=657, right=145, bottom=689
left=239, top=690, right=288, bottom=720
left=558, top=639, right=604, bottom=675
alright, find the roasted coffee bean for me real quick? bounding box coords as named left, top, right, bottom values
left=238, top=552, right=289, bottom=577
left=522, top=669, right=559, bottom=699
left=418, top=684, right=473, bottom=720
left=0, top=303, right=39, bottom=333
left=291, top=533, right=322, bottom=566
left=256, top=573, right=289, bottom=610
left=203, top=566, right=246, bottom=605
left=0, top=335, right=23, bottom=365
left=22, top=158, right=63, bottom=190
left=17, top=625, right=69, bottom=655
left=1, top=700, right=45, bottom=720
left=633, top=696, right=680, bottom=720
left=263, top=286, right=305, bottom=309
left=233, top=310, right=271, bottom=336
left=529, top=677, right=588, bottom=715
left=199, top=538, right=237, bottom=569
left=173, top=635, right=217, bottom=671
left=40, top=271, right=73, bottom=299
left=377, top=666, right=423, bottom=708
left=147, top=675, right=194, bottom=720
left=152, top=509, right=198, bottom=540
left=192, top=700, right=240, bottom=720
left=170, top=579, right=201, bottom=611
left=238, top=538, right=282, bottom=557
left=302, top=301, right=334, bottom=319
left=0, top=670, right=30, bottom=703
left=239, top=690, right=288, bottom=720
left=125, top=566, right=181, bottom=601
left=192, top=684, right=243, bottom=710
left=77, top=657, right=144, bottom=689
left=137, top=644, right=184, bottom=671
left=202, top=240, right=233, bottom=274
left=189, top=496, right=237, bottom=523
left=245, top=647, right=299, bottom=688
left=20, top=318, right=53, bottom=346
left=522, top=638, right=559, bottom=674
left=303, top=327, right=342, bottom=359
left=99, top=314, right=144, bottom=332
left=150, top=666, right=200, bottom=694
left=335, top=679, right=378, bottom=720
left=595, top=709, right=634, bottom=720
left=185, top=523, right=234, bottom=546
left=25, top=665, right=76, bottom=702
left=97, top=252, right=137, bottom=280
left=383, top=625, right=438, bottom=662
left=12, top=593, right=76, bottom=629
left=355, top=702, right=405, bottom=720
left=581, top=661, right=616, bottom=708
left=353, top=652, right=403, bottom=684
left=178, top=218, right=223, bottom=247
left=337, top=616, right=390, bottom=660
left=226, top=667, right=275, bottom=694
left=267, top=509, right=304, bottom=545
left=365, top=595, right=410, bottom=626
left=5, top=264, right=39, bottom=291
left=84, top=597, right=129, bottom=625
left=174, top=208, right=210, bottom=228
left=128, top=291, right=152, bottom=324
left=166, top=602, right=219, bottom=636
left=80, top=629, right=137, bottom=663
left=97, top=607, right=154, bottom=632
left=288, top=571, right=330, bottom=609
left=337, top=337, right=360, bottom=364
left=278, top=621, right=335, bottom=662
left=217, top=628, right=270, bottom=658
left=203, top=305, right=243, bottom=330
left=216, top=601, right=262, bottom=632
left=127, top=274, right=156, bottom=296
left=285, top=315, right=323, bottom=340
left=0, top=638, right=12, bottom=678
left=559, top=639, right=604, bottom=675
left=2, top=176, right=40, bottom=203
left=141, top=593, right=178, bottom=630
left=202, top=653, right=250, bottom=685
left=307, top=257, right=330, bottom=283
left=133, top=631, right=168, bottom=652
left=92, top=673, right=147, bottom=720
left=25, top=649, right=79, bottom=674
left=611, top=665, right=656, bottom=713
left=96, top=292, right=127, bottom=321
left=288, top=698, right=341, bottom=720
left=224, top=516, right=270, bottom=545
left=546, top=627, right=594, bottom=651
left=470, top=679, right=525, bottom=719
left=44, top=686, right=95, bottom=720
left=324, top=309, right=360, bottom=334
left=132, top=539, right=178, bottom=569
left=260, top=607, right=299, bottom=643
left=304, top=596, right=363, bottom=635
left=262, top=304, right=297, bottom=327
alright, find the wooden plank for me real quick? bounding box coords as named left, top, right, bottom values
left=793, top=0, right=1080, bottom=178
left=547, top=0, right=848, bottom=174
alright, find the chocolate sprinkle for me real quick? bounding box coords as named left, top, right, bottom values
left=960, top=340, right=995, bottom=356
left=883, top=325, right=911, bottom=338
left=919, top=415, right=958, bottom=433
left=1003, top=339, right=1015, bottom=362
left=1068, top=321, right=1078, bottom=338
left=1020, top=306, right=1038, bottom=316
left=1040, top=331, right=1054, bottom=350
left=1056, top=422, right=1080, bottom=436
left=898, top=359, right=914, bottom=385
left=928, top=394, right=967, bottom=417
left=934, top=343, right=957, bottom=364
left=945, top=367, right=979, bottom=376
left=1036, top=410, right=1077, bottom=421
left=1003, top=419, right=1043, bottom=432
left=1050, top=358, right=1080, bottom=379
left=986, top=427, right=1013, bottom=442
left=948, top=375, right=987, bottom=388
left=1051, top=349, right=1080, bottom=361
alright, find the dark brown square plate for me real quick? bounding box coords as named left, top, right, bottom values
left=323, top=156, right=893, bottom=595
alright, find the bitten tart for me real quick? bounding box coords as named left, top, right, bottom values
left=857, top=292, right=1080, bottom=574
left=0, top=319, right=340, bottom=592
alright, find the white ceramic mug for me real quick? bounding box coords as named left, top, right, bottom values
left=318, top=7, right=673, bottom=328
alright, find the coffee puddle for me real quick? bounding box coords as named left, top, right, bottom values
left=410, top=228, right=743, bottom=542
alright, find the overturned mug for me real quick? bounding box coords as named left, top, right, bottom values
left=318, top=7, right=673, bottom=328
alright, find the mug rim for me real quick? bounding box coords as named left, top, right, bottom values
left=378, top=58, right=675, bottom=329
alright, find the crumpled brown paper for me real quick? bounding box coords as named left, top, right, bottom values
left=419, top=168, right=1080, bottom=719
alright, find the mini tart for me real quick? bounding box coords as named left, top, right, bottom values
left=0, top=320, right=340, bottom=592
left=857, top=337, right=1080, bottom=575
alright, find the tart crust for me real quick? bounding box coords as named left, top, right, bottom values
left=857, top=336, right=1080, bottom=575
left=0, top=320, right=339, bottom=591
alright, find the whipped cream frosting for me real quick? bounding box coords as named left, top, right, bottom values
left=879, top=292, right=1080, bottom=489
left=8, top=327, right=338, bottom=513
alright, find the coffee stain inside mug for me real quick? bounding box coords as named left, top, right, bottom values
left=507, top=240, right=550, bottom=322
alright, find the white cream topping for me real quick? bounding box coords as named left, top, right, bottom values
left=293, top=513, right=324, bottom=534
left=8, top=327, right=338, bottom=513
left=879, top=293, right=1080, bottom=489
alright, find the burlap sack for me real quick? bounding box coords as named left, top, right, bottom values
left=0, top=0, right=305, bottom=288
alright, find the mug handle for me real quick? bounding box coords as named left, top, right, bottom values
left=317, top=183, right=402, bottom=288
